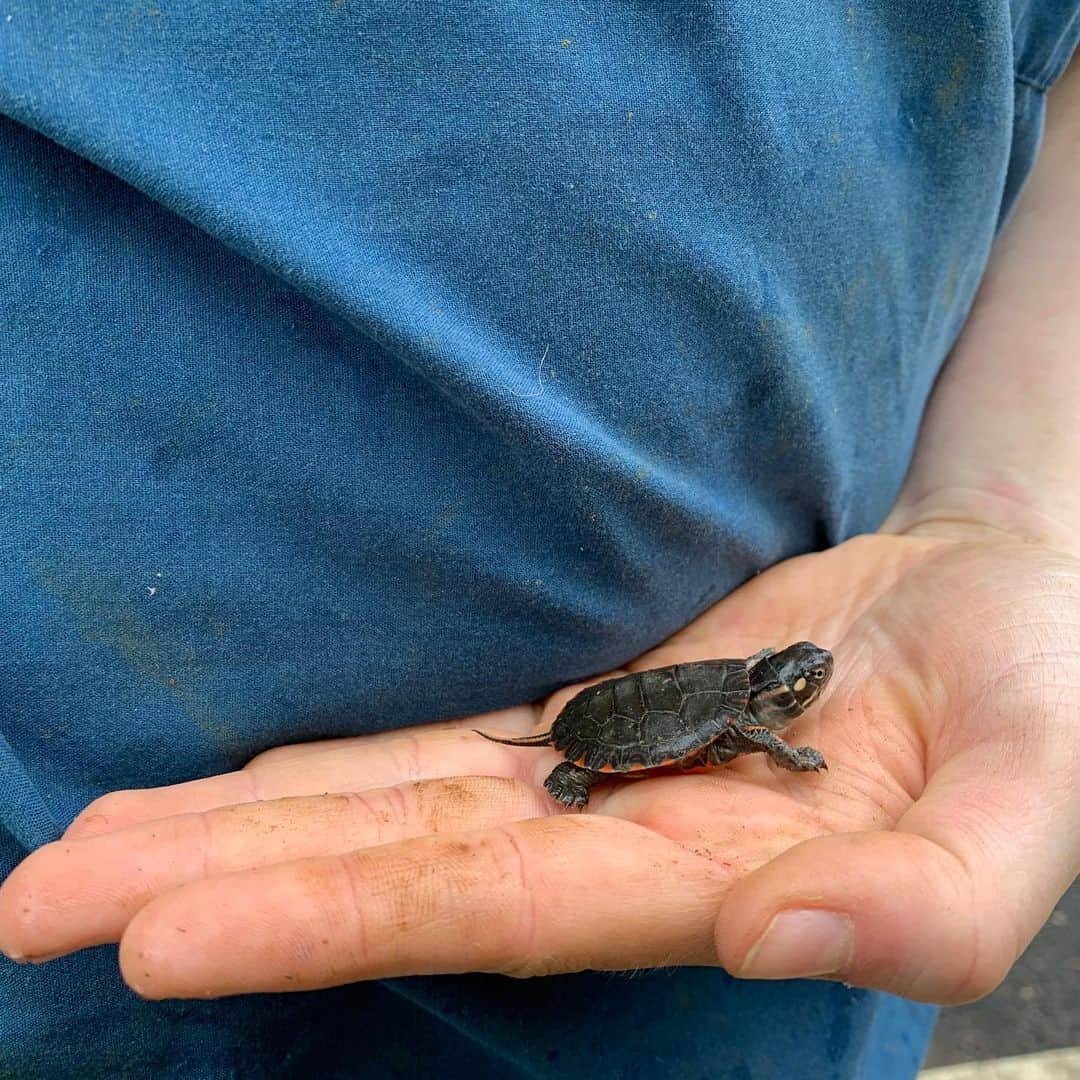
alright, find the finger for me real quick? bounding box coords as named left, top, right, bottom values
left=65, top=723, right=556, bottom=840
left=236, top=703, right=542, bottom=766
left=117, top=815, right=727, bottom=998
left=715, top=743, right=1080, bottom=1003
left=0, top=776, right=551, bottom=962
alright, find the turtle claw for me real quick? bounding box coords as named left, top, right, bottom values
left=548, top=789, right=588, bottom=811
left=792, top=747, right=827, bottom=772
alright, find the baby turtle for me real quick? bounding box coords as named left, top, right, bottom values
left=478, top=641, right=833, bottom=808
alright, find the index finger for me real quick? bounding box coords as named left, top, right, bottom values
left=119, top=814, right=727, bottom=997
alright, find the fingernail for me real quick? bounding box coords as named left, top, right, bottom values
left=737, top=910, right=853, bottom=980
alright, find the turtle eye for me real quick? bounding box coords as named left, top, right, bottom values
left=810, top=668, right=826, bottom=681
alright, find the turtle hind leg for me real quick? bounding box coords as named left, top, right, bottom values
left=543, top=762, right=600, bottom=809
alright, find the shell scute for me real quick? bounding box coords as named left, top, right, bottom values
left=551, top=659, right=750, bottom=774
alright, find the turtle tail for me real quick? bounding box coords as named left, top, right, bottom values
left=474, top=728, right=554, bottom=747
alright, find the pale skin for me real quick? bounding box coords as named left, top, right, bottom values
left=2, top=60, right=1080, bottom=1004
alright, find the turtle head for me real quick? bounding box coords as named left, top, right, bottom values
left=746, top=641, right=833, bottom=730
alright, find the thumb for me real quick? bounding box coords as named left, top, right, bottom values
left=713, top=761, right=1077, bottom=1003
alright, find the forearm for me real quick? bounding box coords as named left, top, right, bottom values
left=883, top=58, right=1080, bottom=551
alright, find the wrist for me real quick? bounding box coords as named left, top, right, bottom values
left=880, top=476, right=1080, bottom=556
left=880, top=60, right=1080, bottom=560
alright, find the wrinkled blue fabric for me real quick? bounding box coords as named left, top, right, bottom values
left=1, top=2, right=1078, bottom=1077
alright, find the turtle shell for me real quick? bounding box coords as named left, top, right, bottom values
left=551, top=659, right=751, bottom=773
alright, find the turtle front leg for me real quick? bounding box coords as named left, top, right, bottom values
left=731, top=725, right=828, bottom=772
left=544, top=761, right=601, bottom=809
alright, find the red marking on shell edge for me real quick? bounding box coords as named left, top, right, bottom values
left=577, top=758, right=682, bottom=773
left=582, top=760, right=652, bottom=773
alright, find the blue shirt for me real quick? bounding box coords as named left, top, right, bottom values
left=1, top=3, right=1077, bottom=1076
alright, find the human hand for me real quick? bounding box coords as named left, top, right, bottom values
left=1, top=530, right=1077, bottom=1003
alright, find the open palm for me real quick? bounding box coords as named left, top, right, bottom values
left=2, top=532, right=1078, bottom=1003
